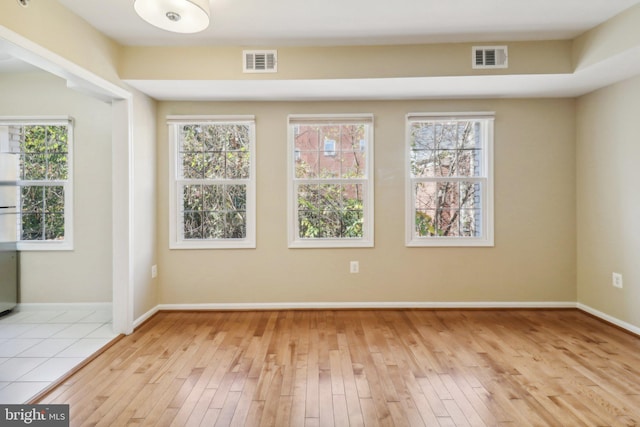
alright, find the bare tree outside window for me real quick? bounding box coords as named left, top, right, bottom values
left=407, top=114, right=494, bottom=246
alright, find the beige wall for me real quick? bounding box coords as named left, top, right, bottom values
left=132, top=90, right=159, bottom=318
left=157, top=98, right=576, bottom=304
left=0, top=72, right=112, bottom=303
left=576, top=75, right=640, bottom=328
left=572, top=3, right=640, bottom=70
left=121, top=41, right=572, bottom=81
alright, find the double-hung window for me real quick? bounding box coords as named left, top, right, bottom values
left=0, top=117, right=74, bottom=250
left=168, top=116, right=256, bottom=249
left=288, top=114, right=374, bottom=248
left=406, top=113, right=494, bottom=247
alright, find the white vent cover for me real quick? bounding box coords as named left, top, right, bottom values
left=243, top=50, right=277, bottom=73
left=472, top=46, right=508, bottom=69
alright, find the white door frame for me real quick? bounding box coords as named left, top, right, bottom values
left=0, top=26, right=135, bottom=334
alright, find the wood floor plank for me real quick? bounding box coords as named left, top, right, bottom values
left=35, top=309, right=640, bottom=426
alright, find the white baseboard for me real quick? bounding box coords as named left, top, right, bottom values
left=577, top=303, right=640, bottom=336
left=135, top=301, right=640, bottom=337
left=18, top=302, right=112, bottom=312
left=133, top=305, right=160, bottom=329
left=156, top=301, right=577, bottom=311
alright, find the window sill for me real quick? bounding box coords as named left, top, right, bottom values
left=17, top=241, right=74, bottom=251
left=289, top=238, right=374, bottom=249
left=170, top=239, right=256, bottom=250
left=406, top=237, right=494, bottom=247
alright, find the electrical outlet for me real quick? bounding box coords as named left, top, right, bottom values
left=612, top=272, right=623, bottom=289
left=350, top=261, right=359, bottom=274
left=151, top=265, right=158, bottom=279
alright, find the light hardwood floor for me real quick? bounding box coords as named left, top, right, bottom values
left=38, top=310, right=640, bottom=426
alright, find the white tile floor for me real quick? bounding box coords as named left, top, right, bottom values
left=0, top=308, right=117, bottom=404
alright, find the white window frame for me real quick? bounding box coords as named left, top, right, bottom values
left=405, top=112, right=494, bottom=247
left=0, top=117, right=74, bottom=251
left=288, top=114, right=374, bottom=248
left=168, top=115, right=256, bottom=249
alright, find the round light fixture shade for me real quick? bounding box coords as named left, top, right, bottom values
left=134, top=0, right=210, bottom=33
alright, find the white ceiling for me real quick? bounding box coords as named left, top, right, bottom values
left=56, top=0, right=639, bottom=46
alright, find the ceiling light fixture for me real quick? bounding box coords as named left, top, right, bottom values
left=134, top=0, right=210, bottom=34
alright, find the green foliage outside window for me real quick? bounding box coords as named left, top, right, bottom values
left=19, top=125, right=68, bottom=241
left=179, top=123, right=250, bottom=240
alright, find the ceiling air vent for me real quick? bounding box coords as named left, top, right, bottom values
left=243, top=50, right=277, bottom=73
left=472, top=46, right=508, bottom=69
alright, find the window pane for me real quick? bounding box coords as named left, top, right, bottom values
left=411, top=121, right=483, bottom=178
left=22, top=186, right=44, bottom=213
left=10, top=124, right=71, bottom=245
left=410, top=149, right=435, bottom=178
left=408, top=117, right=491, bottom=245
left=225, top=124, right=251, bottom=151
left=458, top=122, right=477, bottom=149
left=183, top=212, right=203, bottom=239
left=460, top=209, right=479, bottom=237
left=202, top=185, right=224, bottom=210
left=224, top=185, right=247, bottom=210
left=414, top=182, right=436, bottom=211
left=226, top=152, right=250, bottom=179
left=182, top=184, right=248, bottom=240
left=319, top=147, right=341, bottom=178
left=201, top=126, right=225, bottom=152
left=460, top=181, right=481, bottom=209
left=47, top=126, right=68, bottom=153
left=294, top=126, right=320, bottom=151
left=44, top=213, right=65, bottom=240
left=22, top=126, right=46, bottom=153
left=181, top=152, right=206, bottom=179
left=21, top=184, right=66, bottom=241
left=22, top=154, right=46, bottom=180
left=203, top=212, right=225, bottom=239
left=290, top=118, right=371, bottom=245
left=341, top=149, right=366, bottom=178
left=21, top=213, right=43, bottom=240
left=224, top=211, right=246, bottom=238
left=45, top=186, right=65, bottom=213
left=174, top=119, right=255, bottom=247
left=202, top=152, right=223, bottom=179
left=414, top=181, right=482, bottom=238
left=295, top=153, right=319, bottom=178
left=437, top=182, right=460, bottom=209
left=47, top=154, right=68, bottom=180
left=183, top=185, right=204, bottom=212
left=20, top=126, right=69, bottom=180
left=297, top=184, right=363, bottom=239
left=181, top=125, right=204, bottom=152
left=411, top=123, right=436, bottom=150
left=415, top=210, right=436, bottom=236
left=434, top=123, right=457, bottom=149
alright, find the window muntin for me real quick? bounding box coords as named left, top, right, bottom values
left=288, top=114, right=374, bottom=248
left=169, top=116, right=256, bottom=249
left=406, top=113, right=494, bottom=247
left=0, top=118, right=73, bottom=251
